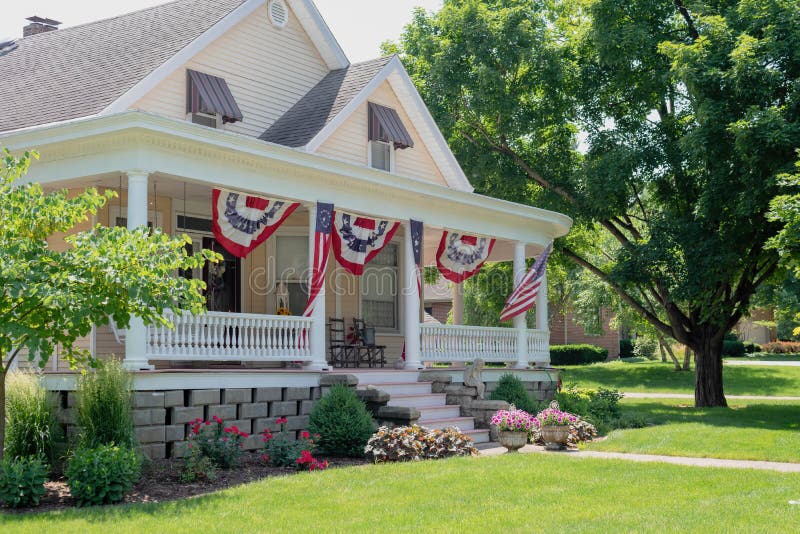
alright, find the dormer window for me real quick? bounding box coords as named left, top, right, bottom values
left=186, top=69, right=243, bottom=128
left=368, top=102, right=413, bottom=172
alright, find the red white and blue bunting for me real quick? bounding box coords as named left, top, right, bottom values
left=212, top=188, right=300, bottom=258
left=303, top=202, right=334, bottom=317
left=436, top=231, right=496, bottom=283
left=332, top=211, right=400, bottom=276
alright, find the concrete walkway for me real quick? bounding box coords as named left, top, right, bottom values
left=622, top=392, right=800, bottom=401
left=477, top=443, right=800, bottom=473
left=725, top=360, right=800, bottom=366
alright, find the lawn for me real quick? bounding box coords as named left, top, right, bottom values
left=4, top=454, right=800, bottom=533
left=560, top=359, right=800, bottom=396
left=588, top=398, right=800, bottom=463
left=725, top=353, right=800, bottom=362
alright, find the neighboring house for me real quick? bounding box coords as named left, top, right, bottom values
left=0, top=0, right=571, bottom=452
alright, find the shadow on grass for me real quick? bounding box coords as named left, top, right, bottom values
left=622, top=400, right=800, bottom=432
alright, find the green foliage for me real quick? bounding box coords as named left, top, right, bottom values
left=619, top=339, right=634, bottom=359
left=743, top=341, right=762, bottom=354
left=4, top=372, right=60, bottom=461
left=555, top=385, right=623, bottom=433
left=768, top=160, right=800, bottom=280
left=180, top=446, right=217, bottom=484
left=550, top=344, right=608, bottom=365
left=76, top=359, right=134, bottom=449
left=488, top=373, right=539, bottom=413
left=185, top=417, right=248, bottom=469
left=722, top=340, right=746, bottom=357
left=67, top=444, right=141, bottom=506
left=632, top=337, right=658, bottom=360
left=0, top=455, right=48, bottom=508
left=260, top=420, right=316, bottom=468
left=308, top=385, right=375, bottom=457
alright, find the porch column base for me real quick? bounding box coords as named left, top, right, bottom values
left=304, top=361, right=330, bottom=372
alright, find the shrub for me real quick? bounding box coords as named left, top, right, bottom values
left=619, top=339, right=634, bottom=358
left=180, top=446, right=217, bottom=484
left=722, top=339, right=746, bottom=357
left=308, top=385, right=374, bottom=457
left=611, top=414, right=648, bottom=429
left=364, top=425, right=477, bottom=463
left=743, top=341, right=762, bottom=354
left=632, top=337, right=658, bottom=360
left=488, top=373, right=538, bottom=413
left=185, top=416, right=249, bottom=469
left=555, top=385, right=623, bottom=432
left=0, top=455, right=48, bottom=508
left=724, top=332, right=739, bottom=342
left=76, top=359, right=134, bottom=448
left=261, top=419, right=318, bottom=468
left=4, top=371, right=60, bottom=462
left=66, top=444, right=141, bottom=506
left=762, top=341, right=800, bottom=354
left=549, top=344, right=608, bottom=365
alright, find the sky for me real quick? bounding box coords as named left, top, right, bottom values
left=0, top=0, right=444, bottom=62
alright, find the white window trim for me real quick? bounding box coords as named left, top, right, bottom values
left=367, top=140, right=396, bottom=173
left=358, top=238, right=402, bottom=334
left=185, top=111, right=224, bottom=129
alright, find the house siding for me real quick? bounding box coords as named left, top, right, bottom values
left=133, top=3, right=329, bottom=139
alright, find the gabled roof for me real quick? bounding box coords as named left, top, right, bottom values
left=0, top=0, right=249, bottom=133
left=260, top=56, right=392, bottom=147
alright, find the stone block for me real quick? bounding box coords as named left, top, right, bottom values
left=133, top=409, right=152, bottom=426
left=134, top=408, right=166, bottom=426
left=319, top=374, right=358, bottom=387
left=376, top=405, right=420, bottom=426
left=270, top=401, right=298, bottom=417
left=67, top=391, right=79, bottom=408
left=172, top=441, right=191, bottom=459
left=206, top=404, right=237, bottom=421
left=226, top=419, right=252, bottom=434
left=284, top=387, right=311, bottom=401
left=133, top=391, right=165, bottom=409
left=241, top=434, right=261, bottom=451
left=140, top=443, right=167, bottom=460
left=255, top=387, right=283, bottom=402
left=188, top=389, right=220, bottom=406
left=170, top=406, right=204, bottom=424
left=355, top=388, right=390, bottom=404
left=135, top=425, right=165, bottom=444
left=164, top=390, right=184, bottom=407
left=165, top=424, right=185, bottom=443
left=56, top=408, right=75, bottom=425
left=300, top=400, right=315, bottom=415
left=222, top=388, right=252, bottom=404
left=254, top=418, right=280, bottom=434
left=47, top=391, right=62, bottom=408
left=285, top=415, right=309, bottom=431
left=239, top=402, right=269, bottom=419
left=443, top=385, right=478, bottom=396
left=311, top=387, right=321, bottom=400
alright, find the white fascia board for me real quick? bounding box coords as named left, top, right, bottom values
left=303, top=56, right=474, bottom=193
left=289, top=0, right=349, bottom=69
left=100, top=0, right=265, bottom=115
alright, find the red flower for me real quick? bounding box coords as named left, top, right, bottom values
left=275, top=417, right=288, bottom=425
left=240, top=432, right=249, bottom=438
left=212, top=415, right=222, bottom=424
left=297, top=450, right=314, bottom=464
left=300, top=430, right=310, bottom=440
left=205, top=421, right=211, bottom=426
left=223, top=427, right=232, bottom=433
left=191, top=422, right=201, bottom=435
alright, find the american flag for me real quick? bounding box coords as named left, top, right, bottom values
left=302, top=202, right=334, bottom=317
left=499, top=242, right=552, bottom=323
left=410, top=219, right=424, bottom=295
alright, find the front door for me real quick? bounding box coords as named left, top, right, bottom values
left=202, top=237, right=242, bottom=313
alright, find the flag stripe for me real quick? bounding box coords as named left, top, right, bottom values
left=302, top=202, right=333, bottom=317
left=499, top=243, right=552, bottom=323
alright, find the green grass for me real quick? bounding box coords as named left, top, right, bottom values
left=726, top=353, right=800, bottom=362
left=4, top=454, right=800, bottom=533
left=560, top=359, right=800, bottom=396
left=588, top=398, right=800, bottom=462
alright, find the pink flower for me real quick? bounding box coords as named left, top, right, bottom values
left=301, top=430, right=310, bottom=440
left=275, top=417, right=288, bottom=425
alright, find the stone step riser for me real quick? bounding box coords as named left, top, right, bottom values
left=362, top=382, right=432, bottom=395
left=418, top=405, right=461, bottom=421
left=343, top=370, right=421, bottom=385
left=423, top=418, right=475, bottom=431
left=387, top=394, right=447, bottom=409
left=465, top=430, right=491, bottom=444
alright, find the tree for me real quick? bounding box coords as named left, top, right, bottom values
left=392, top=0, right=800, bottom=406
left=0, top=149, right=219, bottom=456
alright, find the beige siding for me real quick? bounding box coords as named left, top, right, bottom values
left=133, top=3, right=329, bottom=138
left=316, top=81, right=449, bottom=187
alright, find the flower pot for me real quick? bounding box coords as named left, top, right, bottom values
left=498, top=430, right=528, bottom=453
left=541, top=425, right=570, bottom=450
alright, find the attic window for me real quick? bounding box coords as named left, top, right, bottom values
left=368, top=102, right=414, bottom=150
left=186, top=69, right=243, bottom=126
left=268, top=0, right=289, bottom=28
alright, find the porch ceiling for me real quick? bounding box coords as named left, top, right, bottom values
left=2, top=111, right=572, bottom=251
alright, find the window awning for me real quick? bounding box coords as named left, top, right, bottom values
left=186, top=69, right=244, bottom=124
left=368, top=102, right=414, bottom=149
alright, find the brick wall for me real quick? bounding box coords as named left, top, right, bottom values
left=429, top=301, right=452, bottom=324
left=550, top=309, right=620, bottom=359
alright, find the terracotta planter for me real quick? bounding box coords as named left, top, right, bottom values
left=498, top=430, right=528, bottom=453
left=541, top=425, right=570, bottom=450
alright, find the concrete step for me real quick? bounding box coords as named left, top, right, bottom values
left=336, top=369, right=421, bottom=385
left=418, top=405, right=462, bottom=422
left=387, top=393, right=446, bottom=409
left=463, top=429, right=491, bottom=444
left=362, top=381, right=432, bottom=396
left=421, top=416, right=475, bottom=431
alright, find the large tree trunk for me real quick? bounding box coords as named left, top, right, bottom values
left=683, top=346, right=692, bottom=371
left=693, top=334, right=727, bottom=407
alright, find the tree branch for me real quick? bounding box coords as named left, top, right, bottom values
left=674, top=0, right=700, bottom=41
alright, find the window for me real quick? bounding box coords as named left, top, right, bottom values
left=188, top=112, right=222, bottom=129
left=276, top=235, right=309, bottom=315
left=186, top=69, right=243, bottom=126
left=361, top=243, right=399, bottom=330
left=369, top=140, right=392, bottom=172
left=367, top=102, right=414, bottom=173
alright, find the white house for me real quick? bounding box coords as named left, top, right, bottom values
left=0, top=0, right=571, bottom=451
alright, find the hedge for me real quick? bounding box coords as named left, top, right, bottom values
left=762, top=341, right=800, bottom=354
left=722, top=340, right=745, bottom=357
left=619, top=339, right=634, bottom=359
left=550, top=344, right=608, bottom=365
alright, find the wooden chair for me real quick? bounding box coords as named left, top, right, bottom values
left=328, top=318, right=356, bottom=368
left=352, top=318, right=386, bottom=368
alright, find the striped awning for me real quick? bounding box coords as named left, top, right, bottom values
left=368, top=102, right=414, bottom=149
left=186, top=69, right=243, bottom=124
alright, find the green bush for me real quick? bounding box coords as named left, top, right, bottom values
left=722, top=339, right=746, bottom=357
left=619, top=339, right=634, bottom=358
left=76, top=359, right=135, bottom=448
left=724, top=332, right=739, bottom=342
left=743, top=341, right=762, bottom=354
left=488, top=373, right=538, bottom=413
left=0, top=455, right=48, bottom=508
left=549, top=344, right=608, bottom=365
left=66, top=444, right=141, bottom=506
left=632, top=337, right=658, bottom=360
left=4, top=371, right=60, bottom=462
left=260, top=419, right=316, bottom=468
left=555, top=385, right=623, bottom=433
left=308, top=385, right=374, bottom=457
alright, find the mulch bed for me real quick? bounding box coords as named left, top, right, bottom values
left=3, top=452, right=370, bottom=515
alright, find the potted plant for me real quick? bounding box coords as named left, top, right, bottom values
left=535, top=403, right=578, bottom=450
left=490, top=408, right=536, bottom=452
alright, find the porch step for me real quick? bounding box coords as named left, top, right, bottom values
left=361, top=381, right=432, bottom=396
left=387, top=393, right=446, bottom=409
left=417, top=405, right=462, bottom=422
left=335, top=369, right=421, bottom=385
left=463, top=429, right=491, bottom=445
left=421, top=416, right=475, bottom=432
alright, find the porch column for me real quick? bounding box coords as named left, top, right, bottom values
left=403, top=221, right=423, bottom=369
left=535, top=270, right=549, bottom=367
left=306, top=203, right=329, bottom=371
left=452, top=282, right=464, bottom=325
left=513, top=241, right=529, bottom=369
left=123, top=171, right=154, bottom=371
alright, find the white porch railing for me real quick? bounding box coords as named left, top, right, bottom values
left=146, top=311, right=313, bottom=361
left=419, top=324, right=550, bottom=364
